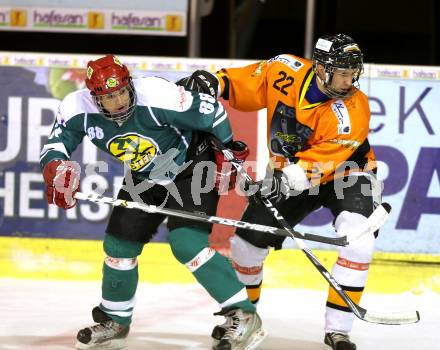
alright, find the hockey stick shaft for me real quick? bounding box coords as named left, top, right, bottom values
left=211, top=137, right=419, bottom=325
left=73, top=192, right=346, bottom=246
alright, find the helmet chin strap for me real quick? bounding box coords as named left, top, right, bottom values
left=323, top=69, right=333, bottom=87
left=316, top=73, right=325, bottom=86
left=315, top=70, right=334, bottom=96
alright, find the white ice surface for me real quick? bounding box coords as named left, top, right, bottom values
left=0, top=279, right=438, bottom=350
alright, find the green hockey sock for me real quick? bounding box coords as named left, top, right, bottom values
left=100, top=262, right=138, bottom=326
left=168, top=227, right=255, bottom=313
left=100, top=234, right=143, bottom=326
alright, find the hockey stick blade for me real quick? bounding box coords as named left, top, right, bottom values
left=370, top=202, right=392, bottom=231
left=308, top=250, right=420, bottom=325
left=348, top=202, right=392, bottom=243
left=73, top=192, right=347, bottom=246
left=360, top=307, right=420, bottom=325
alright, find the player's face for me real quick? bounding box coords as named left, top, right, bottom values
left=315, top=63, right=363, bottom=99
left=99, top=86, right=130, bottom=113
left=329, top=68, right=357, bottom=93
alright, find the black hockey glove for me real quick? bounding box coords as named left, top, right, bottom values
left=176, top=70, right=219, bottom=98
left=256, top=169, right=290, bottom=204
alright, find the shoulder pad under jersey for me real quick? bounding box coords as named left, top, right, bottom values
left=133, top=77, right=193, bottom=112
left=56, top=89, right=98, bottom=125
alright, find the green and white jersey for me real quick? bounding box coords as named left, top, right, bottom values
left=40, top=77, right=232, bottom=181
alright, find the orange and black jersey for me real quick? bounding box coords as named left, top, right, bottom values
left=216, top=54, right=376, bottom=185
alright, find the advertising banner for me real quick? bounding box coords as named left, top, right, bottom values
left=294, top=71, right=440, bottom=253
left=0, top=6, right=186, bottom=36
left=0, top=53, right=439, bottom=254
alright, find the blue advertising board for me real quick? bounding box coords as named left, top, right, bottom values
left=0, top=56, right=439, bottom=253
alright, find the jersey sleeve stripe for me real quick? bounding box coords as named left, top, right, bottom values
left=147, top=106, right=163, bottom=126
left=212, top=114, right=228, bottom=128
left=39, top=142, right=70, bottom=162
left=170, top=125, right=189, bottom=148
left=83, top=113, right=88, bottom=133
left=214, top=104, right=225, bottom=118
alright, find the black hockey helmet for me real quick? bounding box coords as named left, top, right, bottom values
left=312, top=34, right=364, bottom=99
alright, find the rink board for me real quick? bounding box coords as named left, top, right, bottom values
left=1, top=237, right=439, bottom=295
left=1, top=54, right=440, bottom=254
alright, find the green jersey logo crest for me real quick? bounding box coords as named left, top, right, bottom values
left=108, top=133, right=158, bottom=171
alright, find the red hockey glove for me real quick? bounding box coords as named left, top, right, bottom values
left=213, top=140, right=249, bottom=193
left=42, top=160, right=81, bottom=209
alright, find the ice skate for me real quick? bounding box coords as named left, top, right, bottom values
left=211, top=316, right=231, bottom=347
left=212, top=309, right=267, bottom=350
left=75, top=307, right=129, bottom=350
left=324, top=332, right=357, bottom=350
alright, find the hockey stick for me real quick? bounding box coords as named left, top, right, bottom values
left=211, top=137, right=420, bottom=325
left=74, top=192, right=346, bottom=246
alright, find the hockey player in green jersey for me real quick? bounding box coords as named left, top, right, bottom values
left=40, top=55, right=267, bottom=350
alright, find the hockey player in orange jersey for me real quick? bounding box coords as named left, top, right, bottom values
left=177, top=34, right=381, bottom=350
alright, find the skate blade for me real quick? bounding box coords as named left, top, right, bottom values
left=241, top=328, right=268, bottom=350
left=75, top=338, right=126, bottom=350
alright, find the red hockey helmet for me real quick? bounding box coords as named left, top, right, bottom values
left=85, top=55, right=137, bottom=125
left=85, top=55, right=130, bottom=95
